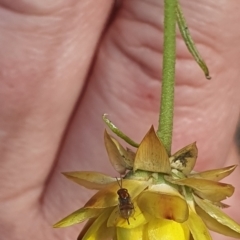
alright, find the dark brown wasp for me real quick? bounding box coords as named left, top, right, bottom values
left=116, top=177, right=134, bottom=224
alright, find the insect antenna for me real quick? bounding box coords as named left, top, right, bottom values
left=116, top=176, right=123, bottom=188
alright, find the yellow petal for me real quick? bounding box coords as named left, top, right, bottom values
left=134, top=126, right=171, bottom=174
left=186, top=207, right=212, bottom=240
left=104, top=130, right=128, bottom=174
left=84, top=179, right=149, bottom=208
left=107, top=203, right=148, bottom=229
left=111, top=137, right=135, bottom=169
left=138, top=189, right=188, bottom=223
left=117, top=225, right=144, bottom=240
left=194, top=195, right=240, bottom=235
left=193, top=185, right=234, bottom=202
left=195, top=204, right=240, bottom=238
left=77, top=218, right=96, bottom=240
left=190, top=165, right=237, bottom=181
left=62, top=171, right=115, bottom=190
left=170, top=142, right=197, bottom=175
left=147, top=218, right=190, bottom=240
left=149, top=181, right=187, bottom=199
left=82, top=208, right=114, bottom=240
left=53, top=208, right=103, bottom=228
left=167, top=177, right=234, bottom=202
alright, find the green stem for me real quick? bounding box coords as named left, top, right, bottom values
left=157, top=0, right=177, bottom=155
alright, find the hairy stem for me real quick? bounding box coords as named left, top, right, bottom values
left=157, top=0, right=177, bottom=155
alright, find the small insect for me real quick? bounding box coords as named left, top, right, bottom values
left=116, top=177, right=134, bottom=224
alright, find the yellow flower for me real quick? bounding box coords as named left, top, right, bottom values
left=53, top=126, right=240, bottom=240
left=53, top=173, right=190, bottom=240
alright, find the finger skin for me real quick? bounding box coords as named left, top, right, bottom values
left=0, top=1, right=113, bottom=239
left=1, top=1, right=240, bottom=240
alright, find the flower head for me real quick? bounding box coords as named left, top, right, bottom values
left=54, top=126, right=240, bottom=239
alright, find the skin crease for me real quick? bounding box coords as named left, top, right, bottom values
left=0, top=0, right=240, bottom=239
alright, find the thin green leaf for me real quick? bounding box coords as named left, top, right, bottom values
left=103, top=114, right=139, bottom=147
left=176, top=2, right=211, bottom=79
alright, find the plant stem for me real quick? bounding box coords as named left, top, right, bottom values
left=156, top=0, right=177, bottom=155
